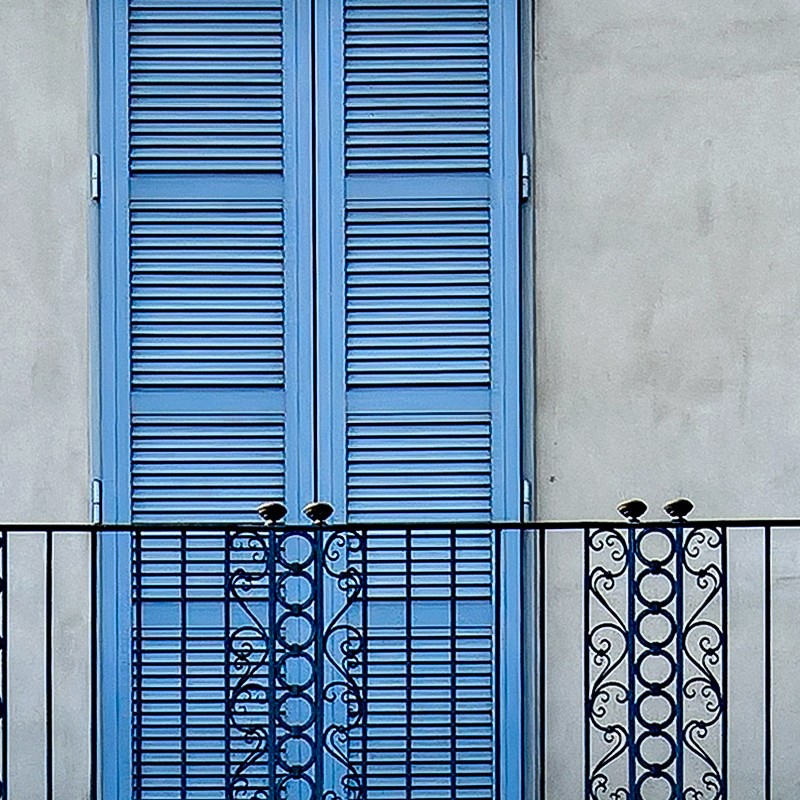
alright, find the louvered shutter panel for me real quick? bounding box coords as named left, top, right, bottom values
left=110, top=0, right=313, bottom=524
left=316, top=1, right=521, bottom=799
left=318, top=0, right=519, bottom=522
left=122, top=0, right=314, bottom=525
left=100, top=2, right=312, bottom=797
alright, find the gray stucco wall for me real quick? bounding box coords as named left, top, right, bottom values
left=0, top=2, right=92, bottom=798
left=0, top=0, right=92, bottom=523
left=534, top=3, right=800, bottom=797
left=4, top=0, right=800, bottom=797
left=534, top=1, right=800, bottom=521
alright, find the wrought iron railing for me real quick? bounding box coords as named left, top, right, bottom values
left=537, top=502, right=800, bottom=800
left=0, top=518, right=509, bottom=800
left=1, top=506, right=800, bottom=798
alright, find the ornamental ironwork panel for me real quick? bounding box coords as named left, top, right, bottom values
left=228, top=526, right=364, bottom=800
left=130, top=524, right=499, bottom=800
left=586, top=522, right=726, bottom=799
left=131, top=527, right=365, bottom=800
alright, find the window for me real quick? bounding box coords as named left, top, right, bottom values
left=99, top=2, right=521, bottom=797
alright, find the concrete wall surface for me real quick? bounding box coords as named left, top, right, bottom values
left=534, top=0, right=800, bottom=521
left=5, top=0, right=800, bottom=798
left=0, top=2, right=93, bottom=799
left=0, top=0, right=92, bottom=524
left=534, top=4, right=800, bottom=799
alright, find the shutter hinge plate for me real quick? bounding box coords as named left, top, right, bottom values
left=90, top=154, right=100, bottom=203
left=520, top=153, right=531, bottom=204
left=91, top=477, right=103, bottom=524
left=523, top=478, right=533, bottom=522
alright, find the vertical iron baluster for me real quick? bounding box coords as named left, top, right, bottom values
left=450, top=526, right=457, bottom=799
left=90, top=528, right=98, bottom=800
left=405, top=526, right=412, bottom=800
left=765, top=525, right=772, bottom=800
left=268, top=525, right=276, bottom=800
left=627, top=522, right=636, bottom=798
left=131, top=528, right=141, bottom=800
left=46, top=530, right=53, bottom=800
left=492, top=526, right=500, bottom=800
left=539, top=526, right=546, bottom=800
left=223, top=529, right=231, bottom=798
left=1, top=529, right=6, bottom=800
left=676, top=519, right=685, bottom=799
left=315, top=523, right=324, bottom=798
left=180, top=528, right=187, bottom=799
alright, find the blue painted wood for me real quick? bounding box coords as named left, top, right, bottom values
left=99, top=2, right=312, bottom=797
left=100, top=1, right=520, bottom=797
left=318, top=0, right=520, bottom=523
left=102, top=0, right=313, bottom=525
left=98, top=2, right=132, bottom=798
left=316, top=0, right=521, bottom=797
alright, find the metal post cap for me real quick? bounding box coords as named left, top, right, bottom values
left=302, top=501, right=334, bottom=524
left=663, top=498, right=694, bottom=520
left=256, top=501, right=288, bottom=524
left=616, top=498, right=648, bottom=522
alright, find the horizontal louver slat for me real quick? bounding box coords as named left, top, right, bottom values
left=344, top=0, right=489, bottom=173
left=129, top=0, right=283, bottom=172
left=132, top=414, right=284, bottom=522
left=346, top=200, right=490, bottom=387
left=347, top=413, right=491, bottom=520
left=130, top=200, right=284, bottom=389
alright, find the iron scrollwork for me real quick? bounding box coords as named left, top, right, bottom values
left=682, top=526, right=724, bottom=800
left=587, top=525, right=632, bottom=800
left=321, top=529, right=365, bottom=800
left=586, top=521, right=726, bottom=799
left=228, top=529, right=272, bottom=800
left=227, top=525, right=364, bottom=800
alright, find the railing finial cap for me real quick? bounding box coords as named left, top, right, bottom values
left=663, top=497, right=694, bottom=520
left=256, top=501, right=288, bottom=525
left=303, top=501, right=334, bottom=525
left=616, top=498, right=647, bottom=522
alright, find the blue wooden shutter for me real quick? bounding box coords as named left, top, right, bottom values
left=317, top=0, right=519, bottom=522
left=101, top=0, right=313, bottom=525
left=315, top=1, right=522, bottom=798
left=99, top=1, right=312, bottom=797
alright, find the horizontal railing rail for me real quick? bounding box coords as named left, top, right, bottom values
left=0, top=521, right=514, bottom=800
left=0, top=507, right=798, bottom=799
left=534, top=504, right=800, bottom=800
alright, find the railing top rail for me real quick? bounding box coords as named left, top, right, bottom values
left=1, top=518, right=800, bottom=532
left=0, top=521, right=531, bottom=532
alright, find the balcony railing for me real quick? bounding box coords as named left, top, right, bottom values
left=0, top=506, right=798, bottom=799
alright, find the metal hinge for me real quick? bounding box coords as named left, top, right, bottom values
left=523, top=478, right=533, bottom=522
left=90, top=153, right=100, bottom=203
left=91, top=478, right=103, bottom=524
left=520, top=153, right=531, bottom=204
